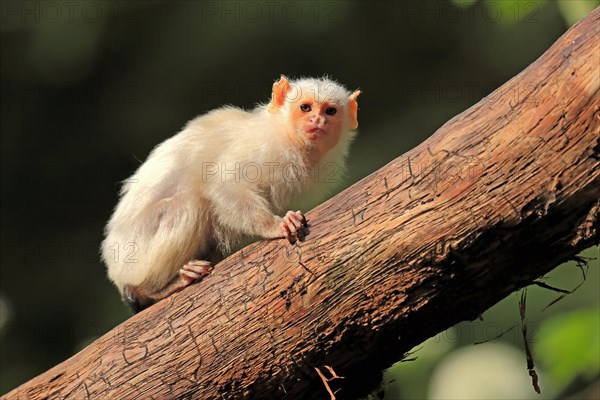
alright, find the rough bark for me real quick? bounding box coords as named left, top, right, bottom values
left=5, top=7, right=599, bottom=400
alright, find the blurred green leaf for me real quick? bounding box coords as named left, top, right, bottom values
left=535, top=308, right=600, bottom=388
left=558, top=0, right=599, bottom=26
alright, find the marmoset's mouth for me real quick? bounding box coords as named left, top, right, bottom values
left=306, top=127, right=325, bottom=140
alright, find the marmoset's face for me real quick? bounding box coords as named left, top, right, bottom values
left=290, top=94, right=345, bottom=151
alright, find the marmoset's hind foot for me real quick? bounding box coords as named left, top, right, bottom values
left=180, top=259, right=213, bottom=284
left=124, top=260, right=213, bottom=313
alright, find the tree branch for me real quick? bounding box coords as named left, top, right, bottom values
left=5, top=7, right=599, bottom=400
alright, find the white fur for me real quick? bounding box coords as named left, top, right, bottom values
left=101, top=77, right=357, bottom=296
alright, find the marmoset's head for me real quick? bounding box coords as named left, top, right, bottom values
left=268, top=75, right=360, bottom=153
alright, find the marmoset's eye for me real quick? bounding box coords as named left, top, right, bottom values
left=325, top=107, right=337, bottom=116
left=300, top=104, right=312, bottom=112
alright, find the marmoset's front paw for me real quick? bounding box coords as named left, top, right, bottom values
left=280, top=210, right=309, bottom=244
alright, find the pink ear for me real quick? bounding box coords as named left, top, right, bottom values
left=348, top=90, right=361, bottom=129
left=268, top=75, right=291, bottom=112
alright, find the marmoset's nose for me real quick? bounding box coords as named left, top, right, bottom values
left=309, top=115, right=325, bottom=126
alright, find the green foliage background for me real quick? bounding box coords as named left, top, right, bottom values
left=1, top=0, right=598, bottom=397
